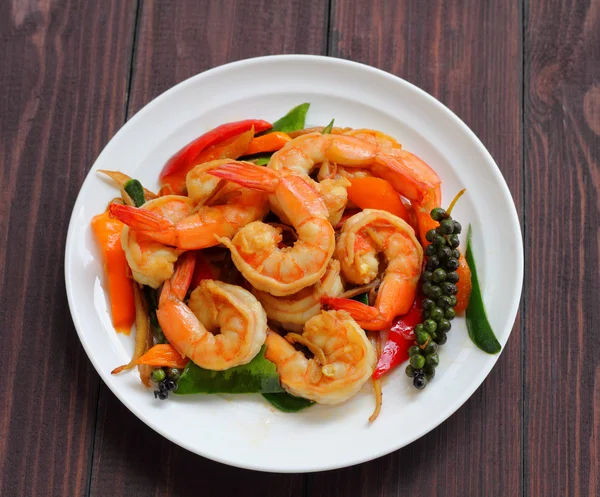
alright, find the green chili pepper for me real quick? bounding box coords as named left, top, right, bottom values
left=465, top=225, right=501, bottom=354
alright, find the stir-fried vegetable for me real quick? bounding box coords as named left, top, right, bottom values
left=91, top=211, right=135, bottom=334
left=161, top=127, right=257, bottom=193
left=261, top=392, right=314, bottom=412
left=373, top=296, right=422, bottom=379
left=465, top=225, right=501, bottom=353
left=176, top=346, right=284, bottom=395
left=124, top=179, right=146, bottom=207
left=347, top=177, right=411, bottom=222
left=134, top=344, right=189, bottom=369
left=111, top=284, right=152, bottom=378
left=245, top=132, right=291, bottom=155
left=266, top=103, right=310, bottom=133
left=321, top=119, right=335, bottom=134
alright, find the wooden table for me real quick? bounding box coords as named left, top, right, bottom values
left=1, top=1, right=598, bottom=495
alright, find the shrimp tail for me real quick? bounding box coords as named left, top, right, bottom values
left=109, top=203, right=174, bottom=231
left=321, top=297, right=389, bottom=330
left=209, top=162, right=279, bottom=192
left=374, top=151, right=439, bottom=202
left=159, top=251, right=195, bottom=306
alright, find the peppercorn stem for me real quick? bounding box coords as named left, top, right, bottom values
left=446, top=188, right=466, bottom=216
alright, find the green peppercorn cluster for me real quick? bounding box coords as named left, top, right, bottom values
left=406, top=207, right=461, bottom=390
left=152, top=367, right=181, bottom=400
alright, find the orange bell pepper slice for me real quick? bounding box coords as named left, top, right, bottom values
left=134, top=344, right=189, bottom=369
left=245, top=131, right=291, bottom=155
left=455, top=253, right=472, bottom=313
left=347, top=177, right=411, bottom=222
left=91, top=211, right=135, bottom=334
left=161, top=127, right=256, bottom=194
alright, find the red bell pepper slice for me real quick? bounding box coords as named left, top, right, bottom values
left=373, top=296, right=423, bottom=379
left=190, top=251, right=214, bottom=289
left=159, top=119, right=272, bottom=180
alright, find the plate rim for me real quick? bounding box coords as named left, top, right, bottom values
left=64, top=54, right=524, bottom=473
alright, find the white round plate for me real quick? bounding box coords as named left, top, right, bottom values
left=65, top=55, right=523, bottom=473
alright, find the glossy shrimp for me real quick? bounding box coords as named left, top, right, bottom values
left=269, top=132, right=441, bottom=245
left=323, top=209, right=423, bottom=330
left=120, top=195, right=195, bottom=288
left=157, top=252, right=267, bottom=370
left=209, top=163, right=335, bottom=296
left=253, top=260, right=344, bottom=331
left=264, top=310, right=376, bottom=405
left=109, top=160, right=269, bottom=250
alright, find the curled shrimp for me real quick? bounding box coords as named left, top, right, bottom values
left=157, top=252, right=267, bottom=370
left=264, top=310, right=376, bottom=405
left=109, top=160, right=269, bottom=250
left=323, top=209, right=423, bottom=330
left=269, top=132, right=441, bottom=244
left=209, top=163, right=335, bottom=297
left=253, top=260, right=344, bottom=331
left=121, top=195, right=195, bottom=288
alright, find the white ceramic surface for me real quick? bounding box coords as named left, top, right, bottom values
left=65, top=55, right=523, bottom=473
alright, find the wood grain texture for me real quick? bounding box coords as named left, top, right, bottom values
left=309, top=1, right=523, bottom=496
left=128, top=0, right=330, bottom=116
left=524, top=0, right=600, bottom=496
left=0, top=1, right=135, bottom=496
left=88, top=1, right=327, bottom=495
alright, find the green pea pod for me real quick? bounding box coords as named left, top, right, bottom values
left=175, top=345, right=285, bottom=395
left=465, top=225, right=501, bottom=354
left=262, top=392, right=314, bottom=412
left=322, top=119, right=335, bottom=134
left=124, top=179, right=146, bottom=207
left=267, top=103, right=310, bottom=133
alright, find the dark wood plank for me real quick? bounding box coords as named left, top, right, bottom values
left=310, top=1, right=523, bottom=496
left=0, top=1, right=136, bottom=496
left=128, top=0, right=330, bottom=116
left=524, top=1, right=599, bottom=496
left=89, top=1, right=328, bottom=494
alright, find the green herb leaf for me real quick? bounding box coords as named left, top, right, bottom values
left=175, top=345, right=285, bottom=395
left=266, top=103, right=310, bottom=134
left=465, top=225, right=501, bottom=354
left=124, top=179, right=146, bottom=207
left=262, top=392, right=314, bottom=412
left=322, top=119, right=335, bottom=134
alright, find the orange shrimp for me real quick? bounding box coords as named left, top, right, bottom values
left=322, top=209, right=423, bottom=330
left=157, top=252, right=268, bottom=370
left=109, top=161, right=269, bottom=250
left=209, top=163, right=335, bottom=296
left=268, top=132, right=441, bottom=244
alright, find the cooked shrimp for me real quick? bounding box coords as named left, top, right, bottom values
left=343, top=128, right=403, bottom=151
left=322, top=209, right=423, bottom=330
left=109, top=161, right=269, bottom=250
left=209, top=163, right=335, bottom=296
left=157, top=252, right=267, bottom=370
left=253, top=260, right=344, bottom=331
left=269, top=132, right=441, bottom=244
left=121, top=195, right=195, bottom=288
left=264, top=310, right=376, bottom=405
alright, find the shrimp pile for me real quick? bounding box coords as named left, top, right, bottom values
left=98, top=114, right=444, bottom=420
